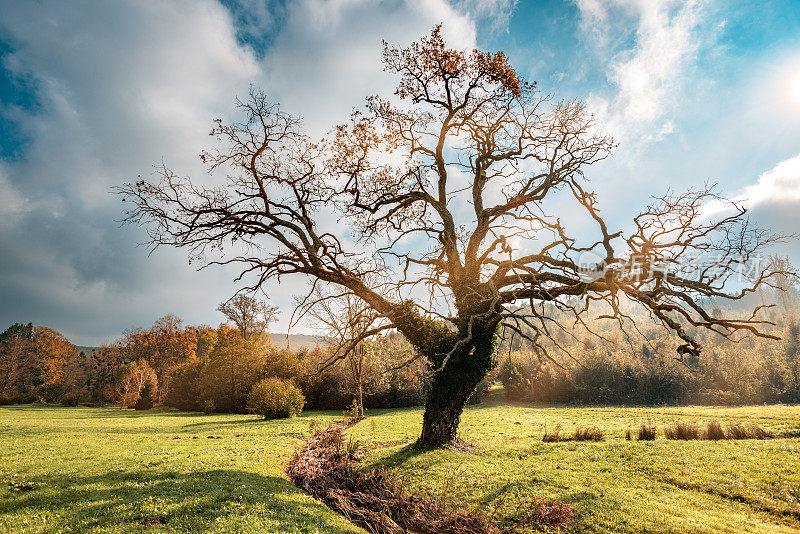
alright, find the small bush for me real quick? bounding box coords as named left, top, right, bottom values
left=202, top=399, right=216, bottom=415
left=664, top=420, right=700, bottom=440
left=134, top=384, right=155, bottom=410
left=247, top=377, right=305, bottom=420
left=704, top=420, right=726, bottom=440
left=542, top=424, right=563, bottom=442
left=572, top=427, right=605, bottom=442
left=638, top=421, right=657, bottom=441
left=60, top=391, right=83, bottom=407
left=344, top=398, right=363, bottom=422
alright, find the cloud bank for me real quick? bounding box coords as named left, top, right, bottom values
left=0, top=0, right=797, bottom=344
left=0, top=0, right=485, bottom=343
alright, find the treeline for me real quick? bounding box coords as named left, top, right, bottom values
left=0, top=311, right=429, bottom=412
left=499, top=304, right=800, bottom=406
left=0, top=315, right=198, bottom=406
left=0, top=323, right=89, bottom=405
left=165, top=325, right=429, bottom=413
left=2, top=292, right=799, bottom=411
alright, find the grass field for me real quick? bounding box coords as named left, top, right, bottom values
left=0, top=405, right=360, bottom=533
left=1, top=404, right=799, bottom=533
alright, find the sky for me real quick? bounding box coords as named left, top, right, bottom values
left=0, top=0, right=799, bottom=345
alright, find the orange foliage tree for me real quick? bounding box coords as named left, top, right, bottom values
left=32, top=327, right=79, bottom=392
left=118, top=314, right=196, bottom=401
left=0, top=333, right=35, bottom=400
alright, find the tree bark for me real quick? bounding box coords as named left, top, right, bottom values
left=417, top=322, right=498, bottom=448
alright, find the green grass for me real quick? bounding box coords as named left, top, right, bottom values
left=0, top=405, right=362, bottom=533
left=350, top=403, right=800, bottom=533
left=1, top=403, right=799, bottom=533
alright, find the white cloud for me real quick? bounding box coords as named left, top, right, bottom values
left=0, top=164, right=28, bottom=223
left=0, top=0, right=491, bottom=343
left=0, top=0, right=259, bottom=342
left=455, top=0, right=518, bottom=33
left=700, top=154, right=800, bottom=261
left=576, top=0, right=703, bottom=140
left=259, top=0, right=477, bottom=135
left=735, top=153, right=800, bottom=208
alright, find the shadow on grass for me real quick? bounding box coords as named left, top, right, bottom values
left=179, top=417, right=265, bottom=429
left=0, top=404, right=204, bottom=420
left=0, top=468, right=355, bottom=533
left=376, top=443, right=427, bottom=468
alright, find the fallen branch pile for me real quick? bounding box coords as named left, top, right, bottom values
left=287, top=424, right=497, bottom=533
left=286, top=423, right=577, bottom=533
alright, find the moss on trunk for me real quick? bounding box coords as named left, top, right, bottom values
left=417, top=321, right=499, bottom=448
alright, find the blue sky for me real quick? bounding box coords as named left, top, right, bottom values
left=1, top=0, right=799, bottom=344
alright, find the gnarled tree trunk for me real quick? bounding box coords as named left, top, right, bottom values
left=417, top=321, right=499, bottom=448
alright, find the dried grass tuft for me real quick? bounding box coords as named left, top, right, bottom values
left=725, top=423, right=774, bottom=440
left=663, top=420, right=775, bottom=441
left=664, top=420, right=700, bottom=440
left=637, top=421, right=657, bottom=441
left=704, top=420, right=726, bottom=441
left=542, top=424, right=564, bottom=443
left=571, top=427, right=605, bottom=442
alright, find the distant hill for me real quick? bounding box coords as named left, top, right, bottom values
left=73, top=334, right=328, bottom=355
left=269, top=333, right=329, bottom=351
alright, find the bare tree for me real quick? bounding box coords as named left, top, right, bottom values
left=118, top=27, right=794, bottom=447
left=217, top=294, right=279, bottom=340
left=768, top=255, right=798, bottom=316
left=115, top=359, right=158, bottom=407
left=304, top=290, right=385, bottom=418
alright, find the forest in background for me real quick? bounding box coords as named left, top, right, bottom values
left=1, top=281, right=799, bottom=413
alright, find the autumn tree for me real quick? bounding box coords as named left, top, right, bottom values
left=0, top=325, right=36, bottom=401
left=197, top=324, right=271, bottom=413
left=119, top=27, right=794, bottom=447
left=87, top=345, right=123, bottom=406
left=194, top=326, right=218, bottom=360
left=217, top=294, right=278, bottom=341
left=0, top=322, right=34, bottom=343
left=118, top=314, right=196, bottom=400
left=115, top=359, right=158, bottom=407
left=32, top=326, right=81, bottom=400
